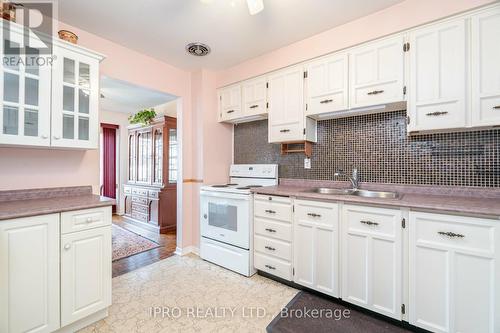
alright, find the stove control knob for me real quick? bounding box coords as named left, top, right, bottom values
left=203, top=214, right=207, bottom=219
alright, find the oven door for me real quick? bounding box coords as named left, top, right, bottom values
left=200, top=190, right=251, bottom=249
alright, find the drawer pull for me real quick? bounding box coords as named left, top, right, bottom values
left=265, top=228, right=277, bottom=233
left=367, top=90, right=384, bottom=95
left=227, top=110, right=235, bottom=114
left=360, top=220, right=379, bottom=226
left=320, top=99, right=333, bottom=104
left=268, top=197, right=273, bottom=201
left=438, top=231, right=465, bottom=238
left=426, top=111, right=448, bottom=117
left=265, top=264, right=276, bottom=270
left=265, top=209, right=276, bottom=214
left=64, top=243, right=71, bottom=250
left=307, top=213, right=321, bottom=218
left=265, top=246, right=276, bottom=251
left=249, top=104, right=259, bottom=109
left=494, top=105, right=500, bottom=109
left=279, top=129, right=290, bottom=133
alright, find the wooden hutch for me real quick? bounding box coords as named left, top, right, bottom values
left=123, top=116, right=177, bottom=234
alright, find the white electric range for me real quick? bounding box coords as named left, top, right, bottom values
left=199, top=164, right=279, bottom=276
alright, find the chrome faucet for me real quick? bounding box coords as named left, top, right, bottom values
left=334, top=168, right=360, bottom=190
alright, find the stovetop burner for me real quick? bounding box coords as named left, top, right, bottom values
left=236, top=187, right=251, bottom=190
left=212, top=185, right=229, bottom=188
left=226, top=183, right=238, bottom=186
left=247, top=185, right=263, bottom=188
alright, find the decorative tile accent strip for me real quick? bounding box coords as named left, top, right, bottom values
left=233, top=111, right=500, bottom=187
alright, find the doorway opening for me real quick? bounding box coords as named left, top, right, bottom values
left=99, top=76, right=180, bottom=277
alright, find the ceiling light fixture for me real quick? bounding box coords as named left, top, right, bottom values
left=246, top=0, right=264, bottom=15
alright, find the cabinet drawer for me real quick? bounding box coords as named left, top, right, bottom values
left=132, top=195, right=148, bottom=205
left=254, top=252, right=292, bottom=280
left=244, top=100, right=266, bottom=116
left=308, top=91, right=347, bottom=115
left=254, top=196, right=292, bottom=222
left=131, top=211, right=148, bottom=223
left=61, top=206, right=112, bottom=234
left=255, top=218, right=292, bottom=242
left=344, top=204, right=400, bottom=237
left=123, top=186, right=131, bottom=195
left=295, top=199, right=339, bottom=227
left=131, top=188, right=148, bottom=197
left=352, top=81, right=402, bottom=107
left=131, top=202, right=149, bottom=214
left=269, top=123, right=303, bottom=143
left=413, top=101, right=465, bottom=131
left=410, top=211, right=495, bottom=254
left=254, top=235, right=291, bottom=261
left=148, top=190, right=159, bottom=199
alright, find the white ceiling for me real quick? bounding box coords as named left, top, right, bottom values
left=59, top=0, right=405, bottom=70
left=100, top=76, right=177, bottom=114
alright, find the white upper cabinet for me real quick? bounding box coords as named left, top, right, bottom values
left=51, top=44, right=102, bottom=149
left=409, top=211, right=500, bottom=333
left=471, top=6, right=500, bottom=127
left=0, top=25, right=51, bottom=147
left=242, top=75, right=267, bottom=120
left=407, top=18, right=468, bottom=133
left=268, top=65, right=316, bottom=143
left=218, top=84, right=242, bottom=122
left=305, top=53, right=349, bottom=119
left=349, top=35, right=405, bottom=109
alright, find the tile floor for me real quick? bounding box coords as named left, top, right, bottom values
left=80, top=254, right=298, bottom=333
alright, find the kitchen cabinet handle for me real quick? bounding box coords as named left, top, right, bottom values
left=265, top=228, right=277, bottom=233
left=307, top=213, right=321, bottom=218
left=426, top=111, right=448, bottom=117
left=249, top=104, right=259, bottom=109
left=320, top=99, right=333, bottom=104
left=280, top=129, right=290, bottom=133
left=41, top=135, right=48, bottom=139
left=265, top=264, right=276, bottom=270
left=367, top=90, right=384, bottom=95
left=265, top=209, right=276, bottom=214
left=226, top=110, right=235, bottom=114
left=493, top=105, right=500, bottom=109
left=360, top=220, right=379, bottom=226
left=438, top=231, right=465, bottom=238
left=53, top=136, right=60, bottom=140
left=265, top=246, right=276, bottom=251
left=64, top=243, right=71, bottom=250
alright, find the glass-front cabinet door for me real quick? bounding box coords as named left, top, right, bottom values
left=51, top=44, right=101, bottom=149
left=0, top=32, right=51, bottom=146
left=153, top=128, right=163, bottom=185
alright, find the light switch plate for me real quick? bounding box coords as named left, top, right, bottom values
left=304, top=158, right=311, bottom=169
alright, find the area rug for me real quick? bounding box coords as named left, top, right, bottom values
left=267, top=291, right=413, bottom=333
left=112, top=224, right=160, bottom=261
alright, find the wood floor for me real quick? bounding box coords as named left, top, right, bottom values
left=112, top=215, right=176, bottom=277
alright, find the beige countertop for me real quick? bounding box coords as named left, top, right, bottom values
left=0, top=186, right=115, bottom=221
left=252, top=181, right=500, bottom=218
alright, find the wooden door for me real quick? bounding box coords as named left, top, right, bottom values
left=159, top=116, right=177, bottom=233
left=0, top=214, right=60, bottom=333
left=101, top=123, right=118, bottom=212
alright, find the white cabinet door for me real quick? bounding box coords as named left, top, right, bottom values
left=218, top=84, right=242, bottom=121
left=349, top=35, right=405, bottom=109
left=342, top=204, right=403, bottom=319
left=305, top=53, right=348, bottom=118
left=61, top=226, right=112, bottom=327
left=409, top=211, right=500, bottom=333
left=51, top=44, right=101, bottom=149
left=268, top=65, right=306, bottom=143
left=471, top=7, right=500, bottom=127
left=294, top=200, right=339, bottom=297
left=0, top=214, right=60, bottom=333
left=242, top=75, right=267, bottom=118
left=408, top=18, right=467, bottom=132
left=0, top=26, right=51, bottom=147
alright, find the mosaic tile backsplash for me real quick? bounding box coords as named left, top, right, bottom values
left=233, top=111, right=500, bottom=187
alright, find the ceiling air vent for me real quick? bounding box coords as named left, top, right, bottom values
left=186, top=42, right=211, bottom=56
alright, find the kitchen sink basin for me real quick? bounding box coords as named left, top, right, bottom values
left=311, top=188, right=399, bottom=199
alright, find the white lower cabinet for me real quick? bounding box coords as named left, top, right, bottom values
left=293, top=199, right=339, bottom=297
left=0, top=214, right=60, bottom=333
left=341, top=204, right=403, bottom=319
left=61, top=226, right=112, bottom=326
left=409, top=211, right=500, bottom=333
left=0, top=207, right=112, bottom=333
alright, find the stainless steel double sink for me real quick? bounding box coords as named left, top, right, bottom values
left=310, top=187, right=399, bottom=199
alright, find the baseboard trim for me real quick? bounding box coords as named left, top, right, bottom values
left=175, top=246, right=199, bottom=256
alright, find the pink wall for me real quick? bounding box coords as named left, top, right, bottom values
left=217, top=0, right=495, bottom=87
